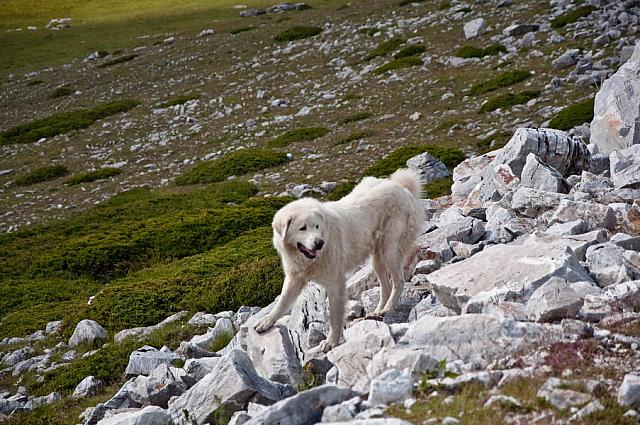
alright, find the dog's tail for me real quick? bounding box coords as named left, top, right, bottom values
left=390, top=168, right=422, bottom=199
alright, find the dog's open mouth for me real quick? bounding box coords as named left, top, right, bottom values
left=297, top=243, right=317, bottom=259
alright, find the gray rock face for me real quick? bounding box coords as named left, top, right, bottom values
left=503, top=23, right=539, bottom=37
left=45, top=320, right=63, bottom=335
left=494, top=128, right=591, bottom=177
left=520, top=153, right=570, bottom=193
left=398, top=314, right=556, bottom=364
left=586, top=243, right=640, bottom=287
left=69, top=320, right=107, bottom=348
left=183, top=357, right=220, bottom=384
left=189, top=317, right=234, bottom=349
left=187, top=312, right=217, bottom=327
left=429, top=243, right=592, bottom=313
left=591, top=41, right=640, bottom=154
left=346, top=266, right=378, bottom=301
left=129, top=364, right=187, bottom=408
left=95, top=406, right=172, bottom=425
left=552, top=49, right=579, bottom=70
left=451, top=150, right=499, bottom=202
left=73, top=376, right=103, bottom=398
left=286, top=283, right=330, bottom=361
left=125, top=346, right=180, bottom=376
left=511, top=187, right=570, bottom=218
left=610, top=145, right=640, bottom=188
left=463, top=18, right=485, bottom=39
left=169, top=349, right=295, bottom=425
left=406, top=152, right=450, bottom=184
left=525, top=277, right=584, bottom=322
left=367, top=369, right=413, bottom=406
left=619, top=373, right=640, bottom=408
left=242, top=385, right=357, bottom=425
left=550, top=199, right=617, bottom=231
left=524, top=230, right=607, bottom=262
left=537, top=378, right=592, bottom=410
left=114, top=311, right=189, bottom=343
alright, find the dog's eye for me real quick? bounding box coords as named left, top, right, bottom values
left=315, top=224, right=319, bottom=229
left=299, top=225, right=306, bottom=231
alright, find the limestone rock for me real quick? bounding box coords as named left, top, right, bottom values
left=114, top=311, right=189, bottom=343
left=619, top=373, right=640, bottom=408
left=550, top=199, right=617, bottom=231
left=96, top=406, right=172, bottom=425
left=406, top=152, right=449, bottom=184
left=69, top=320, right=107, bottom=348
left=367, top=369, right=413, bottom=406
left=125, top=346, right=180, bottom=376
left=520, top=153, right=570, bottom=193
left=463, top=18, right=485, bottom=39
left=73, top=376, right=103, bottom=398
left=511, top=186, right=570, bottom=218
left=537, top=377, right=591, bottom=410
left=129, top=364, right=187, bottom=408
left=586, top=243, right=640, bottom=287
left=525, top=277, right=584, bottom=322
left=610, top=145, right=640, bottom=189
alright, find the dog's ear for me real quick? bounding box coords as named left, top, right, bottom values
left=273, top=214, right=293, bottom=238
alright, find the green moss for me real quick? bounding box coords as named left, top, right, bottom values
left=373, top=56, right=422, bottom=74
left=49, top=86, right=73, bottom=99
left=274, top=26, right=322, bottom=42
left=14, top=164, right=69, bottom=186
left=457, top=44, right=506, bottom=58
left=176, top=149, right=288, bottom=185
left=0, top=99, right=141, bottom=145
left=96, top=54, right=138, bottom=68
left=469, top=70, right=531, bottom=96
left=159, top=94, right=200, bottom=108
left=267, top=127, right=329, bottom=148
left=230, top=26, right=255, bottom=35
left=333, top=130, right=376, bottom=146
left=65, top=168, right=122, bottom=186
left=548, top=98, right=594, bottom=130
left=338, top=112, right=372, bottom=125
left=364, top=145, right=465, bottom=177
left=551, top=5, right=596, bottom=28
left=366, top=37, right=406, bottom=61
left=479, top=90, right=540, bottom=113
left=394, top=44, right=426, bottom=59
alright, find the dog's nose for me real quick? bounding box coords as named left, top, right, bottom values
left=314, top=239, right=324, bottom=250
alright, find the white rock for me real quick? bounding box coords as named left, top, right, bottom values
left=73, top=376, right=103, bottom=398
left=610, top=145, right=640, bottom=189
left=619, top=373, right=640, bottom=408
left=367, top=369, right=413, bottom=406
left=96, top=406, right=172, bottom=425
left=68, top=319, right=107, bottom=348
left=525, top=277, right=583, bottom=322
left=463, top=18, right=485, bottom=39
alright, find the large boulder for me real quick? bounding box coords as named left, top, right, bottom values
left=72, top=376, right=103, bottom=398
left=125, top=346, right=181, bottom=376
left=591, top=41, right=640, bottom=154
left=429, top=243, right=593, bottom=313
left=367, top=368, right=413, bottom=406
left=128, top=364, right=188, bottom=408
left=550, top=200, right=617, bottom=231
left=406, top=152, right=449, bottom=184
left=610, top=145, right=640, bottom=189
left=619, top=373, right=640, bottom=408
left=96, top=406, right=172, bottom=425
left=585, top=243, right=640, bottom=287
left=451, top=150, right=499, bottom=203
left=520, top=153, right=570, bottom=193
left=463, top=18, right=485, bottom=39
left=114, top=311, right=188, bottom=343
left=525, top=277, right=583, bottom=322
left=69, top=320, right=107, bottom=348
left=168, top=349, right=294, bottom=425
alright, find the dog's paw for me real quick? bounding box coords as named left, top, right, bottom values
left=254, top=316, right=275, bottom=333
left=318, top=338, right=338, bottom=353
left=364, top=313, right=384, bottom=322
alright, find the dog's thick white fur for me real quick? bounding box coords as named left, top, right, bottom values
left=254, top=169, right=425, bottom=352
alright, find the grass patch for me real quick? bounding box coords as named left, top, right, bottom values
left=469, top=70, right=531, bottom=96
left=267, top=127, right=329, bottom=148
left=274, top=26, right=322, bottom=42
left=159, top=94, right=200, bottom=108
left=479, top=90, right=540, bottom=113
left=0, top=99, right=141, bottom=145
left=476, top=130, right=511, bottom=153
left=176, top=149, right=287, bottom=185
left=332, top=130, right=376, bottom=146
left=230, top=25, right=255, bottom=34
left=364, top=145, right=465, bottom=177
left=208, top=329, right=235, bottom=352
left=456, top=44, right=506, bottom=58
left=365, top=37, right=406, bottom=61
left=96, top=53, right=138, bottom=68
left=433, top=118, right=463, bottom=132
left=548, top=98, right=594, bottom=130
left=373, top=56, right=422, bottom=74
left=338, top=112, right=372, bottom=125
left=394, top=44, right=426, bottom=59
left=326, top=182, right=356, bottom=201
left=359, top=27, right=378, bottom=36
left=65, top=167, right=122, bottom=186
left=14, top=164, right=69, bottom=186
left=49, top=86, right=73, bottom=99
left=551, top=5, right=597, bottom=28
left=26, top=79, right=44, bottom=86
left=424, top=177, right=453, bottom=198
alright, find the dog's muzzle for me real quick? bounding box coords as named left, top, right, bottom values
left=297, top=242, right=317, bottom=259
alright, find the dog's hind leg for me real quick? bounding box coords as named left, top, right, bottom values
left=381, top=252, right=406, bottom=315
left=319, top=281, right=345, bottom=353
left=372, top=255, right=391, bottom=316
left=254, top=277, right=304, bottom=333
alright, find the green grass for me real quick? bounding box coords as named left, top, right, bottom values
left=230, top=25, right=255, bottom=34
left=548, top=98, right=594, bottom=130
left=14, top=164, right=69, bottom=186
left=96, top=53, right=138, bottom=68
left=49, top=86, right=74, bottom=99
left=0, top=99, right=141, bottom=145
left=274, top=26, right=323, bottom=42
left=393, top=44, right=426, bottom=59
left=65, top=168, right=122, bottom=185
left=338, top=112, right=372, bottom=125
left=373, top=56, right=422, bottom=74
left=159, top=94, right=200, bottom=108
left=332, top=130, right=376, bottom=146
left=326, top=182, right=356, bottom=201
left=468, top=70, right=531, bottom=96
left=26, top=79, right=44, bottom=86
left=365, top=37, right=406, bottom=61
left=364, top=145, right=465, bottom=177
left=424, top=177, right=454, bottom=198
left=479, top=90, right=540, bottom=113
left=207, top=329, right=235, bottom=352
left=551, top=5, right=597, bottom=28
left=456, top=44, right=506, bottom=58
left=176, top=148, right=288, bottom=185
left=267, top=127, right=329, bottom=148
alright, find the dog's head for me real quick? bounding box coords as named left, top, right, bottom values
left=272, top=199, right=326, bottom=261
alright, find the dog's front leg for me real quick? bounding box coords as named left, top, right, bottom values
left=318, top=282, right=345, bottom=353
left=254, top=277, right=304, bottom=333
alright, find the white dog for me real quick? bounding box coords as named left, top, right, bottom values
left=254, top=169, right=425, bottom=352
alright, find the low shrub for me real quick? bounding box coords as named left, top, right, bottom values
left=176, top=149, right=288, bottom=185
left=399, top=0, right=426, bottom=5
left=274, top=26, right=322, bottom=42
left=338, top=112, right=372, bottom=125
left=49, top=86, right=73, bottom=99
left=65, top=168, right=121, bottom=185
left=159, top=94, right=199, bottom=108
left=0, top=99, right=141, bottom=145
left=424, top=177, right=453, bottom=198
left=551, top=5, right=597, bottom=28
left=373, top=56, right=422, bottom=74
left=267, top=127, right=329, bottom=148
left=394, top=44, right=426, bottom=59
left=96, top=54, right=138, bottom=68
left=230, top=26, right=255, bottom=35
left=365, top=37, right=406, bottom=61
left=359, top=27, right=378, bottom=36
left=479, top=90, right=540, bottom=113
left=548, top=98, right=594, bottom=130
left=456, top=43, right=506, bottom=58
left=469, top=70, right=531, bottom=96
left=14, top=164, right=69, bottom=186
left=333, top=130, right=376, bottom=146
